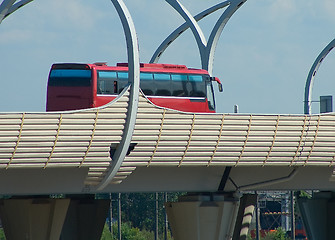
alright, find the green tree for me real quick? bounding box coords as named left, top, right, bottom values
left=0, top=229, right=5, bottom=240
left=101, top=222, right=174, bottom=240
left=111, top=192, right=183, bottom=237
left=263, top=227, right=291, bottom=240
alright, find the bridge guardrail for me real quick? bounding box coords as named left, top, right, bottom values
left=1, top=89, right=334, bottom=187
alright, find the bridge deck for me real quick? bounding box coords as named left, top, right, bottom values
left=0, top=89, right=334, bottom=188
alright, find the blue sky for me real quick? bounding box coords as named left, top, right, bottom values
left=0, top=0, right=334, bottom=114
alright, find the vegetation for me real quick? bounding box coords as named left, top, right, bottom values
left=247, top=228, right=291, bottom=240
left=0, top=229, right=5, bottom=240
left=263, top=228, right=291, bottom=240
left=109, top=192, right=182, bottom=238
left=101, top=222, right=174, bottom=240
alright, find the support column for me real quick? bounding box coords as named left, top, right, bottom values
left=0, top=198, right=70, bottom=240
left=165, top=192, right=240, bottom=240
left=60, top=195, right=110, bottom=240
left=297, top=191, right=335, bottom=240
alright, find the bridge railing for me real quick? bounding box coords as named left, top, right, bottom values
left=1, top=89, right=334, bottom=187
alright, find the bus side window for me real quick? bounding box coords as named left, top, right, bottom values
left=98, top=80, right=105, bottom=94
left=189, top=75, right=205, bottom=97
left=171, top=74, right=188, bottom=97
left=114, top=81, right=117, bottom=93
left=117, top=72, right=129, bottom=93
left=140, top=73, right=154, bottom=95
left=154, top=73, right=171, bottom=96
left=97, top=71, right=117, bottom=94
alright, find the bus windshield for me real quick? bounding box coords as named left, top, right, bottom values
left=48, top=69, right=92, bottom=87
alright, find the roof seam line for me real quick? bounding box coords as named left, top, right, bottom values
left=44, top=114, right=63, bottom=169
left=178, top=114, right=196, bottom=167
left=148, top=108, right=166, bottom=167
left=235, top=114, right=252, bottom=166
left=80, top=109, right=99, bottom=168
left=208, top=114, right=225, bottom=166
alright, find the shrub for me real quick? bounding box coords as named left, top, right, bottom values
left=263, top=227, right=291, bottom=240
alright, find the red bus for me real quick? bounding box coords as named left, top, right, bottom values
left=46, top=62, right=222, bottom=112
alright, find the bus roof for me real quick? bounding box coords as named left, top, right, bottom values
left=116, top=62, right=187, bottom=69
left=51, top=62, right=209, bottom=74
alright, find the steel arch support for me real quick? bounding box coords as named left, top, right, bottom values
left=165, top=0, right=207, bottom=60
left=97, top=0, right=140, bottom=191
left=151, top=0, right=246, bottom=76
left=205, top=0, right=246, bottom=75
left=0, top=0, right=16, bottom=23
left=5, top=0, right=33, bottom=17
left=304, top=38, right=335, bottom=114
left=0, top=0, right=33, bottom=23
left=150, top=1, right=230, bottom=64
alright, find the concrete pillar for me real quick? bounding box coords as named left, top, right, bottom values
left=165, top=193, right=240, bottom=240
left=60, top=197, right=110, bottom=240
left=232, top=194, right=257, bottom=240
left=0, top=198, right=70, bottom=240
left=297, top=191, right=335, bottom=240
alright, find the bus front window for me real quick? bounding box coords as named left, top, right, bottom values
left=206, top=82, right=215, bottom=111
left=48, top=69, right=92, bottom=87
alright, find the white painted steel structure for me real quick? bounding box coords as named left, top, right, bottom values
left=151, top=0, right=246, bottom=76
left=0, top=0, right=33, bottom=23
left=97, top=0, right=140, bottom=191
left=304, top=38, right=335, bottom=114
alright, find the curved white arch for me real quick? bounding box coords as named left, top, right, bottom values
left=205, top=0, right=246, bottom=75
left=97, top=0, right=140, bottom=191
left=304, top=38, right=335, bottom=114
left=0, top=0, right=33, bottom=23
left=165, top=0, right=207, bottom=62
left=0, top=0, right=141, bottom=190
left=0, top=0, right=16, bottom=23
left=149, top=1, right=230, bottom=65
left=151, top=0, right=246, bottom=76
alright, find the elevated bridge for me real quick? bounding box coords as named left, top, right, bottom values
left=1, top=0, right=335, bottom=239
left=1, top=88, right=335, bottom=195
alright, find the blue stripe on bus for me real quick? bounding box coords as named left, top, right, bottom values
left=189, top=75, right=203, bottom=82
left=140, top=73, right=154, bottom=80
left=98, top=71, right=117, bottom=78
left=171, top=74, right=188, bottom=81
left=154, top=73, right=170, bottom=81
left=50, top=69, right=91, bottom=78
left=118, top=72, right=128, bottom=79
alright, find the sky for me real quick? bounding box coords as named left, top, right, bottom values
left=0, top=0, right=334, bottom=114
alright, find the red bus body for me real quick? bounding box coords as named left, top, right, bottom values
left=47, top=62, right=220, bottom=113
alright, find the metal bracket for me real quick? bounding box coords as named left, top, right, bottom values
left=218, top=166, right=232, bottom=192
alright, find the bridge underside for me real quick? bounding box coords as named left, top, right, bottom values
left=97, top=165, right=335, bottom=193
left=0, top=166, right=332, bottom=195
